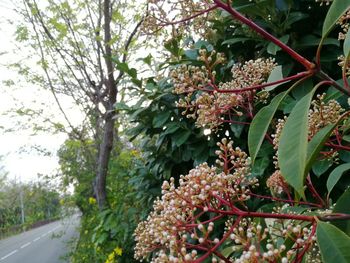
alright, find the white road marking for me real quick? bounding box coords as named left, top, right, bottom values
left=20, top=242, right=31, bottom=249
left=41, top=233, right=47, bottom=237
left=0, top=250, right=18, bottom=261
left=33, top=237, right=40, bottom=242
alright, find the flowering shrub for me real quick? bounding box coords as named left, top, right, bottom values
left=172, top=53, right=276, bottom=129
left=134, top=0, right=350, bottom=262
left=135, top=139, right=324, bottom=262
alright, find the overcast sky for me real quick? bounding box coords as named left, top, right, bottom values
left=0, top=0, right=75, bottom=182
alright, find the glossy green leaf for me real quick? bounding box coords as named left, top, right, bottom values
left=296, top=35, right=339, bottom=48
left=184, top=49, right=198, bottom=60
left=327, top=163, right=350, bottom=195
left=222, top=37, right=253, bottom=46
left=312, top=159, right=332, bottom=177
left=344, top=30, right=350, bottom=56
left=322, top=0, right=350, bottom=38
left=248, top=78, right=308, bottom=164
left=163, top=123, right=180, bottom=135
left=220, top=245, right=235, bottom=258
left=332, top=188, right=350, bottom=235
left=306, top=124, right=336, bottom=173
left=152, top=111, right=171, bottom=128
left=278, top=85, right=316, bottom=197
left=265, top=66, right=287, bottom=91
left=339, top=150, right=350, bottom=162
left=251, top=156, right=270, bottom=177
left=248, top=91, right=287, bottom=163
left=317, top=221, right=350, bottom=263
left=267, top=35, right=289, bottom=55
left=172, top=130, right=191, bottom=147
left=284, top=12, right=309, bottom=27
left=291, top=78, right=314, bottom=100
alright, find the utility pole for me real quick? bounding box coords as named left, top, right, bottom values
left=19, top=187, right=25, bottom=224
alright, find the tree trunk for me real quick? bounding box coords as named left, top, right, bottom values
left=95, top=114, right=115, bottom=208
left=95, top=0, right=116, bottom=209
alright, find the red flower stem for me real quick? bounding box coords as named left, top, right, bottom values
left=264, top=133, right=274, bottom=145
left=192, top=216, right=242, bottom=263
left=220, top=119, right=250, bottom=125
left=215, top=193, right=248, bottom=212
left=283, top=185, right=293, bottom=203
left=295, top=222, right=317, bottom=263
left=213, top=0, right=315, bottom=70
left=306, top=175, right=326, bottom=207
left=215, top=71, right=312, bottom=93
left=320, top=213, right=350, bottom=221
left=185, top=243, right=209, bottom=253
left=335, top=128, right=342, bottom=145
left=185, top=214, right=224, bottom=228
left=212, top=250, right=231, bottom=263
left=158, top=5, right=219, bottom=26
left=248, top=193, right=323, bottom=208
left=207, top=207, right=316, bottom=222
left=317, top=70, right=350, bottom=96
left=325, top=142, right=350, bottom=151
left=239, top=211, right=315, bottom=222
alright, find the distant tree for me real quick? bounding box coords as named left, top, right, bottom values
left=13, top=0, right=145, bottom=208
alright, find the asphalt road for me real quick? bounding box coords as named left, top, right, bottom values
left=0, top=215, right=79, bottom=263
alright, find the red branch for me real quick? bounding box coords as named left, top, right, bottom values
left=158, top=5, right=219, bottom=26
left=215, top=71, right=312, bottom=93
left=213, top=0, right=315, bottom=70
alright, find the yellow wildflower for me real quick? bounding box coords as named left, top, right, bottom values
left=114, top=247, right=122, bottom=256
left=88, top=197, right=96, bottom=205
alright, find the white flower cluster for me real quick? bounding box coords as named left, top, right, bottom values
left=143, top=0, right=214, bottom=37
left=172, top=51, right=276, bottom=130
left=134, top=139, right=256, bottom=262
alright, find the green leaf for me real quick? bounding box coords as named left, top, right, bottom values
left=267, top=35, right=289, bottom=55
left=251, top=156, right=270, bottom=177
left=322, top=0, right=350, bottom=38
left=172, top=130, right=191, bottom=147
left=332, top=188, right=350, bottom=235
left=278, top=85, right=316, bottom=197
left=324, top=85, right=343, bottom=102
left=279, top=95, right=297, bottom=114
left=114, top=101, right=129, bottom=111
left=312, top=159, right=332, bottom=177
left=327, top=163, right=350, bottom=195
left=339, top=150, right=350, bottom=162
left=222, top=37, right=253, bottom=46
left=163, top=123, right=180, bottom=135
left=114, top=60, right=139, bottom=80
left=317, top=221, right=350, bottom=263
left=344, top=29, right=350, bottom=56
left=291, top=78, right=314, bottom=100
left=184, top=49, right=198, bottom=60
left=265, top=65, right=286, bottom=91
left=296, top=35, right=339, bottom=48
left=194, top=40, right=214, bottom=51
left=306, top=124, right=336, bottom=173
left=230, top=120, right=245, bottom=138
left=142, top=54, right=153, bottom=66
left=284, top=12, right=309, bottom=27
left=248, top=76, right=310, bottom=163
left=248, top=91, right=287, bottom=163
left=220, top=245, right=235, bottom=258
left=152, top=111, right=171, bottom=128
